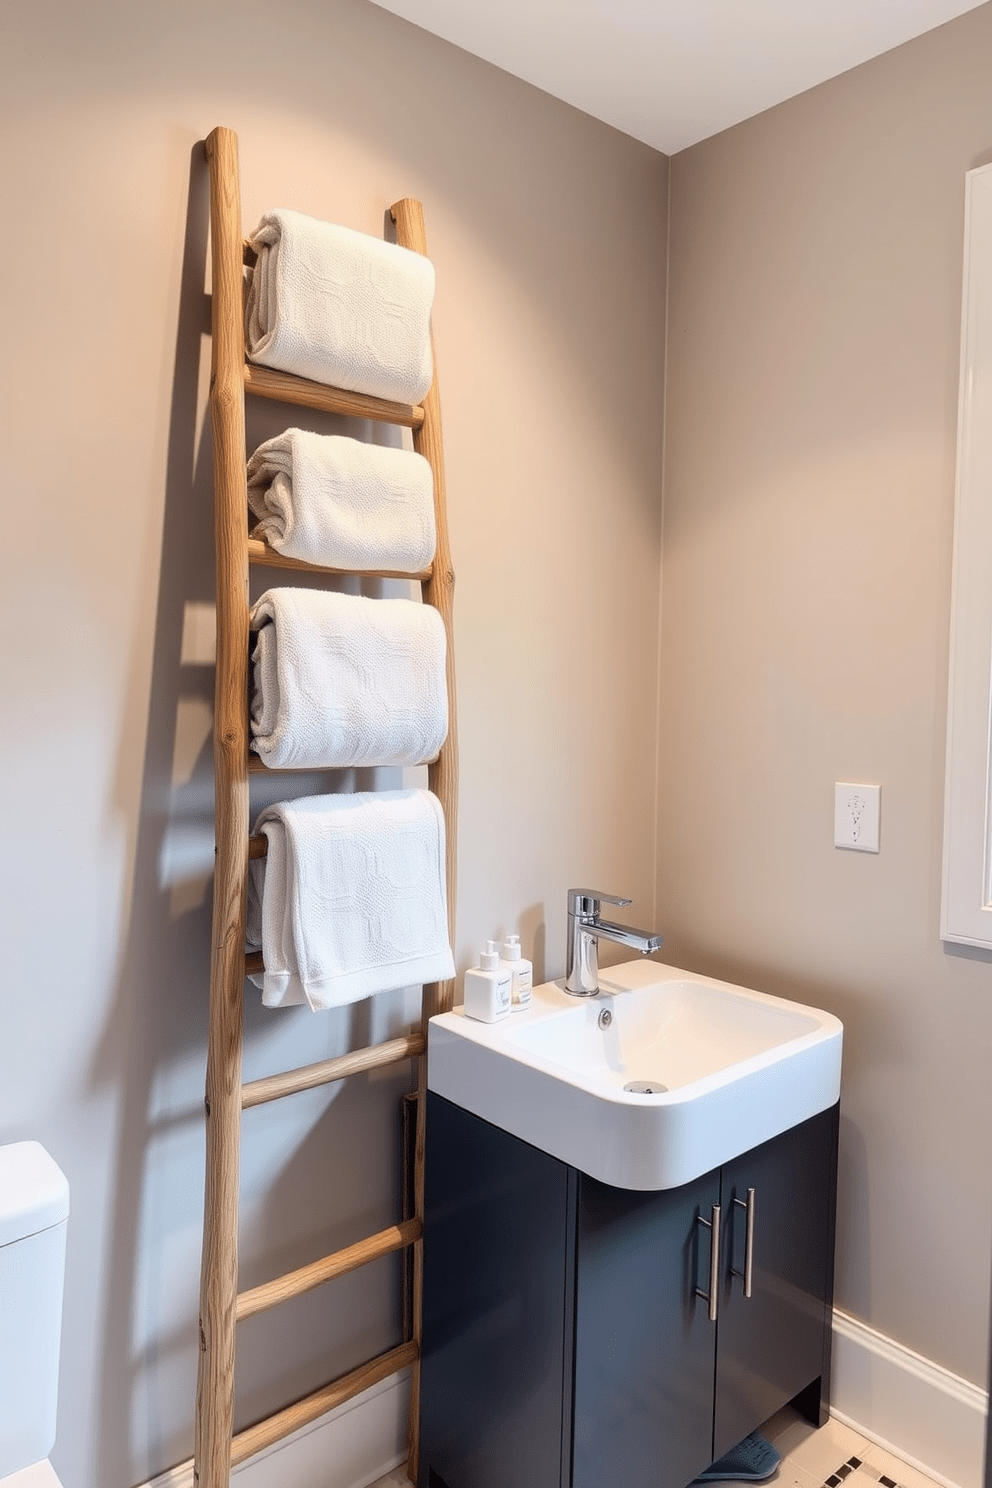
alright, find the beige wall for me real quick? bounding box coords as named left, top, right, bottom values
left=0, top=3, right=667, bottom=1483
left=661, top=4, right=992, bottom=1385
left=9, top=0, right=989, bottom=1475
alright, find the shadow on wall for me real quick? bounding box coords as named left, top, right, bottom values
left=85, top=143, right=418, bottom=1485
left=83, top=140, right=214, bottom=1487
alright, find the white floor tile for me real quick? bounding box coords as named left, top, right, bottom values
left=860, top=1443, right=944, bottom=1488
left=763, top=1408, right=871, bottom=1483
left=775, top=1466, right=828, bottom=1488
left=762, top=1410, right=944, bottom=1488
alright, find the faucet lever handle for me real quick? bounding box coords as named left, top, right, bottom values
left=567, top=888, right=633, bottom=917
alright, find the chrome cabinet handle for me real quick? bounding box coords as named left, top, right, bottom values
left=732, top=1187, right=756, bottom=1299
left=695, top=1204, right=721, bottom=1322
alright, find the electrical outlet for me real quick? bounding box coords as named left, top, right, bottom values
left=834, top=783, right=880, bottom=853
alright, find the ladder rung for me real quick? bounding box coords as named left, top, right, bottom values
left=236, top=1218, right=421, bottom=1321
left=247, top=536, right=432, bottom=582
left=244, top=362, right=426, bottom=428
left=230, top=1339, right=418, bottom=1467
left=245, top=950, right=264, bottom=976
left=241, top=1033, right=426, bottom=1108
left=247, top=750, right=440, bottom=774
left=248, top=834, right=267, bottom=859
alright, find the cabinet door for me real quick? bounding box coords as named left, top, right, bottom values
left=713, top=1107, right=837, bottom=1458
left=420, top=1094, right=574, bottom=1488
left=572, top=1169, right=720, bottom=1488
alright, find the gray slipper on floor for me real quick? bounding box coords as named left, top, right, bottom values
left=692, top=1432, right=781, bottom=1483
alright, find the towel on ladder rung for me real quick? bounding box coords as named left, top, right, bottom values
left=247, top=428, right=436, bottom=573
left=245, top=208, right=435, bottom=404
left=246, top=788, right=455, bottom=1009
left=250, top=587, right=448, bottom=770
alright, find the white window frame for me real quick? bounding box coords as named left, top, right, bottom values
left=942, top=161, right=992, bottom=946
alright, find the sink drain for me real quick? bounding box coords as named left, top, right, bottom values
left=624, top=1079, right=668, bottom=1095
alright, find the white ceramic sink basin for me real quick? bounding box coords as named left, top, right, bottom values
left=428, top=959, right=843, bottom=1190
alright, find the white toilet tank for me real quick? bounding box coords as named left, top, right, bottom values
left=0, top=1143, right=69, bottom=1479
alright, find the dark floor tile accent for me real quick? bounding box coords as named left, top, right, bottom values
left=819, top=1462, right=902, bottom=1488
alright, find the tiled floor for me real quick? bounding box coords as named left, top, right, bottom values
left=760, top=1408, right=942, bottom=1488
left=370, top=1406, right=945, bottom=1488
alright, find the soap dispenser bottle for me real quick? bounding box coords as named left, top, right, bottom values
left=463, top=942, right=512, bottom=1023
left=500, top=934, right=533, bottom=1010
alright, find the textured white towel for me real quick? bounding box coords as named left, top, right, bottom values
left=250, top=588, right=448, bottom=769
left=245, top=209, right=435, bottom=404
left=246, top=789, right=454, bottom=1010
left=247, top=429, right=436, bottom=573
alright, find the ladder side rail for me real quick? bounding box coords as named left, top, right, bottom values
left=391, top=196, right=458, bottom=1487
left=197, top=124, right=252, bottom=1488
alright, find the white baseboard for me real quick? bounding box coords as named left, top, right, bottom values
left=831, top=1308, right=987, bottom=1488
left=142, top=1366, right=410, bottom=1488
left=136, top=1315, right=992, bottom=1488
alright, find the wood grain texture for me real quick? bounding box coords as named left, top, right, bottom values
left=229, top=1341, right=419, bottom=1467
left=196, top=124, right=250, bottom=1488
left=236, top=1219, right=421, bottom=1321
left=244, top=362, right=425, bottom=428
left=247, top=536, right=432, bottom=580
left=391, top=197, right=458, bottom=1487
left=241, top=1033, right=426, bottom=1109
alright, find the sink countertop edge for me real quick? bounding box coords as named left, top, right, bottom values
left=427, top=1017, right=841, bottom=1191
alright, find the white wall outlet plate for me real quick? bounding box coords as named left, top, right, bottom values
left=835, top=782, right=880, bottom=852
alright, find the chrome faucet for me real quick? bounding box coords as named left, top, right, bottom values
left=565, top=888, right=663, bottom=996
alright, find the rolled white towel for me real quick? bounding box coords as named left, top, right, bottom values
left=246, top=789, right=455, bottom=1010
left=245, top=208, right=435, bottom=404
left=250, top=587, right=448, bottom=770
left=247, top=429, right=436, bottom=573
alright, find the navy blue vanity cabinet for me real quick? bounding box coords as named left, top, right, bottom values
left=420, top=1093, right=839, bottom=1488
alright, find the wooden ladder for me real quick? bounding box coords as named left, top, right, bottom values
left=194, top=124, right=456, bottom=1488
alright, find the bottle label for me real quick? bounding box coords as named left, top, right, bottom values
left=511, top=967, right=533, bottom=1007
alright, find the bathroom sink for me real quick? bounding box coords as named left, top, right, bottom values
left=427, top=959, right=843, bottom=1190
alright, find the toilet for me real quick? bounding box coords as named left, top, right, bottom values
left=0, top=1142, right=69, bottom=1488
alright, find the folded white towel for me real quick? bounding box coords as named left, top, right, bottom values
left=250, top=588, right=448, bottom=769
left=247, top=429, right=436, bottom=573
left=246, top=789, right=455, bottom=1010
left=245, top=209, right=435, bottom=404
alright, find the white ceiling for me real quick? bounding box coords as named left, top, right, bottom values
left=369, top=0, right=987, bottom=155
